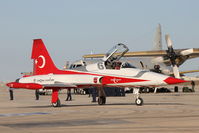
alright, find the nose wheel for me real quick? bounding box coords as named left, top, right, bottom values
left=52, top=99, right=61, bottom=107
left=135, top=97, right=143, bottom=106
left=134, top=88, right=144, bottom=106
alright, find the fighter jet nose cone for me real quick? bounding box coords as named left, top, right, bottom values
left=6, top=82, right=12, bottom=87
left=6, top=82, right=15, bottom=88
left=164, top=77, right=187, bottom=84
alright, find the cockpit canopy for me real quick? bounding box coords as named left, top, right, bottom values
left=103, top=43, right=129, bottom=62
left=103, top=43, right=129, bottom=69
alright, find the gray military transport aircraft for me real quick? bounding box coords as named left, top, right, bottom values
left=81, top=24, right=199, bottom=78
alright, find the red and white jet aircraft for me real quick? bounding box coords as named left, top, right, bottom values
left=7, top=39, right=186, bottom=107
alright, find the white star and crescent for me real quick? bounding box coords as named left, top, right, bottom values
left=35, top=55, right=46, bottom=68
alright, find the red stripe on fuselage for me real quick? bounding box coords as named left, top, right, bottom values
left=101, top=76, right=148, bottom=85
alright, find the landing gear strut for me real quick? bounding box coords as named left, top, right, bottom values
left=134, top=88, right=144, bottom=106
left=98, top=87, right=106, bottom=105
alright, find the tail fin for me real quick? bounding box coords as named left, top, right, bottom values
left=31, top=39, right=59, bottom=75
left=153, top=23, right=162, bottom=50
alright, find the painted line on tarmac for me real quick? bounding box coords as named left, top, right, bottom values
left=0, top=112, right=49, bottom=117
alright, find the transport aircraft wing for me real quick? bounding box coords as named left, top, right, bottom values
left=179, top=70, right=199, bottom=75
left=83, top=48, right=199, bottom=58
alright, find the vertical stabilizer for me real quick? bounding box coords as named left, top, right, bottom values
left=31, top=39, right=59, bottom=75
left=153, top=24, right=162, bottom=50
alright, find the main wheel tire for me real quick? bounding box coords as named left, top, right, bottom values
left=52, top=99, right=61, bottom=107
left=98, top=97, right=106, bottom=105
left=135, top=98, right=143, bottom=106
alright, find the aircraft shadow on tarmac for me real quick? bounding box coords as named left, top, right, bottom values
left=18, top=102, right=185, bottom=109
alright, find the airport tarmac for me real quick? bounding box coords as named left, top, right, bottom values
left=0, top=87, right=199, bottom=133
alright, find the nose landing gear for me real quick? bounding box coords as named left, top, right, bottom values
left=134, top=88, right=144, bottom=106
left=135, top=97, right=143, bottom=106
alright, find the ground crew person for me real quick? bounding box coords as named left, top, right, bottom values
left=66, top=88, right=72, bottom=101
left=9, top=88, right=14, bottom=100
left=91, top=88, right=97, bottom=102
left=191, top=81, right=195, bottom=92
left=35, top=90, right=39, bottom=100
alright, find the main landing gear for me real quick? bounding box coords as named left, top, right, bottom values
left=134, top=88, right=144, bottom=106
left=52, top=98, right=61, bottom=107
left=98, top=96, right=106, bottom=105
left=51, top=89, right=61, bottom=107
left=97, top=87, right=106, bottom=105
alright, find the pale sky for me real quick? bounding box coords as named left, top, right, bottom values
left=0, top=0, right=199, bottom=81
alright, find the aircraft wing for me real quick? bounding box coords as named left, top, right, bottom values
left=180, top=70, right=199, bottom=74
left=188, top=48, right=199, bottom=59
left=83, top=48, right=199, bottom=58
left=83, top=50, right=166, bottom=58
